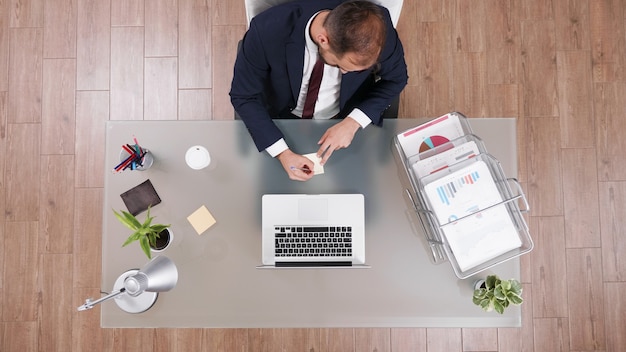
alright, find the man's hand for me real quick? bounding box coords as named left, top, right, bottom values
left=317, top=117, right=360, bottom=165
left=276, top=149, right=315, bottom=181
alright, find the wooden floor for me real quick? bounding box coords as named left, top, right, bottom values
left=1, top=0, right=625, bottom=351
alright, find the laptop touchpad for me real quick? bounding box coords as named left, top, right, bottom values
left=298, top=198, right=328, bottom=222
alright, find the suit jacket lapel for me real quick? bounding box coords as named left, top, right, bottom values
left=286, top=40, right=305, bottom=104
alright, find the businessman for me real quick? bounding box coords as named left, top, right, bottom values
left=230, top=0, right=408, bottom=181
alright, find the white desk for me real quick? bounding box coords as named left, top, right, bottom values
left=101, top=118, right=521, bottom=328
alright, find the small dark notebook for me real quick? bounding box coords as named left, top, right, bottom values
left=120, top=179, right=162, bottom=216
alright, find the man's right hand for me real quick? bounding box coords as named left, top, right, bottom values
left=276, top=149, right=315, bottom=181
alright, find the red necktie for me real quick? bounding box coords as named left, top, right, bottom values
left=302, top=57, right=324, bottom=118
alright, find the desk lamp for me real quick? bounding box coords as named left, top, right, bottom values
left=77, top=255, right=178, bottom=313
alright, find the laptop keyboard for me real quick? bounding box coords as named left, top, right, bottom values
left=274, top=226, right=352, bottom=257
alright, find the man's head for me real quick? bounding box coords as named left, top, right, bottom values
left=317, top=1, right=386, bottom=73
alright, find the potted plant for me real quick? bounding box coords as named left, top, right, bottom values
left=114, top=207, right=171, bottom=259
left=472, top=275, right=523, bottom=314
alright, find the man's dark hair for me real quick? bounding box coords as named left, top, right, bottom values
left=323, top=1, right=386, bottom=66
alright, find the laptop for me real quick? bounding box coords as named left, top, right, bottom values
left=258, top=194, right=368, bottom=268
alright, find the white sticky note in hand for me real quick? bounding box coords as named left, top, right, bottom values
left=303, top=153, right=324, bottom=175
left=187, top=205, right=216, bottom=235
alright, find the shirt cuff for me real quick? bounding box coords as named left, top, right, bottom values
left=348, top=108, right=372, bottom=128
left=266, top=138, right=289, bottom=158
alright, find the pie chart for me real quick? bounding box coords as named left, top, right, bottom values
left=419, top=135, right=450, bottom=153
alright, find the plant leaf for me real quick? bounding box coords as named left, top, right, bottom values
left=494, top=286, right=506, bottom=300
left=486, top=275, right=497, bottom=289
left=494, top=300, right=505, bottom=314
left=139, top=236, right=152, bottom=259
left=508, top=292, right=524, bottom=305
left=113, top=209, right=141, bottom=231
left=510, top=279, right=523, bottom=294
left=501, top=279, right=512, bottom=291
left=479, top=299, right=491, bottom=311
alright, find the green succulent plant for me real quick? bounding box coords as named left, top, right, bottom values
left=114, top=207, right=170, bottom=259
left=472, top=275, right=523, bottom=314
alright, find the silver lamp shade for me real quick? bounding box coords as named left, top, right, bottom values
left=77, top=256, right=179, bottom=313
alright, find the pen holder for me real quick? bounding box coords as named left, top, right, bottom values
left=118, top=145, right=154, bottom=171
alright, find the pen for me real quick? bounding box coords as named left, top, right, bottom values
left=290, top=166, right=312, bottom=173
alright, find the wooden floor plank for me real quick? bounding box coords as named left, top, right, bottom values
left=320, top=328, right=354, bottom=352
left=598, top=181, right=626, bottom=282
left=425, top=328, right=462, bottom=352
left=4, top=123, right=41, bottom=221
left=110, top=0, right=143, bottom=26
left=401, top=22, right=454, bottom=118
left=248, top=328, right=282, bottom=352
left=178, top=89, right=212, bottom=120
left=520, top=20, right=559, bottom=117
left=145, top=0, right=178, bottom=57
left=390, top=328, right=427, bottom=352
left=179, top=0, right=212, bottom=89
left=102, top=328, right=155, bottom=352
left=211, top=25, right=245, bottom=120
left=594, top=82, right=626, bottom=181
left=8, top=28, right=43, bottom=124
left=1, top=221, right=39, bottom=321
left=453, top=0, right=486, bottom=53
left=566, top=248, right=606, bottom=350
left=556, top=50, right=594, bottom=148
left=453, top=51, right=486, bottom=117
left=73, top=188, right=103, bottom=288
left=462, top=328, right=498, bottom=351
left=485, top=0, right=520, bottom=85
left=497, top=283, right=535, bottom=352
left=74, top=90, right=108, bottom=188
left=530, top=216, right=569, bottom=318
left=604, top=282, right=626, bottom=352
left=561, top=148, right=601, bottom=248
left=38, top=254, right=73, bottom=352
left=1, top=321, right=38, bottom=352
left=212, top=0, right=245, bottom=26
left=282, top=328, right=320, bottom=352
left=42, top=58, right=76, bottom=154
left=154, top=328, right=204, bottom=352
left=526, top=117, right=564, bottom=216
left=8, top=0, right=44, bottom=28
left=110, top=26, right=144, bottom=121
left=72, top=287, right=104, bottom=351
left=39, top=155, right=75, bottom=254
left=354, top=328, right=391, bottom=352
left=43, top=0, right=77, bottom=59
left=0, top=0, right=9, bottom=91
left=0, top=92, right=6, bottom=219
left=144, top=57, right=178, bottom=120
left=533, top=318, right=570, bottom=352
left=76, top=0, right=111, bottom=91
left=485, top=84, right=518, bottom=118
left=589, top=0, right=626, bottom=82
left=553, top=0, right=591, bottom=50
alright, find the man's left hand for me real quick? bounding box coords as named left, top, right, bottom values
left=317, top=117, right=360, bottom=165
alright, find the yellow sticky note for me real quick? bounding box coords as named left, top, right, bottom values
left=303, top=153, right=324, bottom=175
left=187, top=205, right=216, bottom=235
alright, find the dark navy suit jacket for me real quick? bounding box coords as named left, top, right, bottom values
left=229, top=0, right=408, bottom=152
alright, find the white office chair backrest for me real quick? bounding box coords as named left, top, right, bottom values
left=244, top=0, right=403, bottom=28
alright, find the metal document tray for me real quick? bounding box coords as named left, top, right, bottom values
left=393, top=112, right=533, bottom=279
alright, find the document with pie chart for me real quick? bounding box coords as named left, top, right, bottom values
left=396, top=113, right=467, bottom=158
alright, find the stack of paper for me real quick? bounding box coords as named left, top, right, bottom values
left=423, top=161, right=522, bottom=271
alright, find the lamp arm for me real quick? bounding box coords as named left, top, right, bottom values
left=77, top=288, right=126, bottom=311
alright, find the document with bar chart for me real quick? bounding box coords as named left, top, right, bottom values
left=423, top=160, right=522, bottom=271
